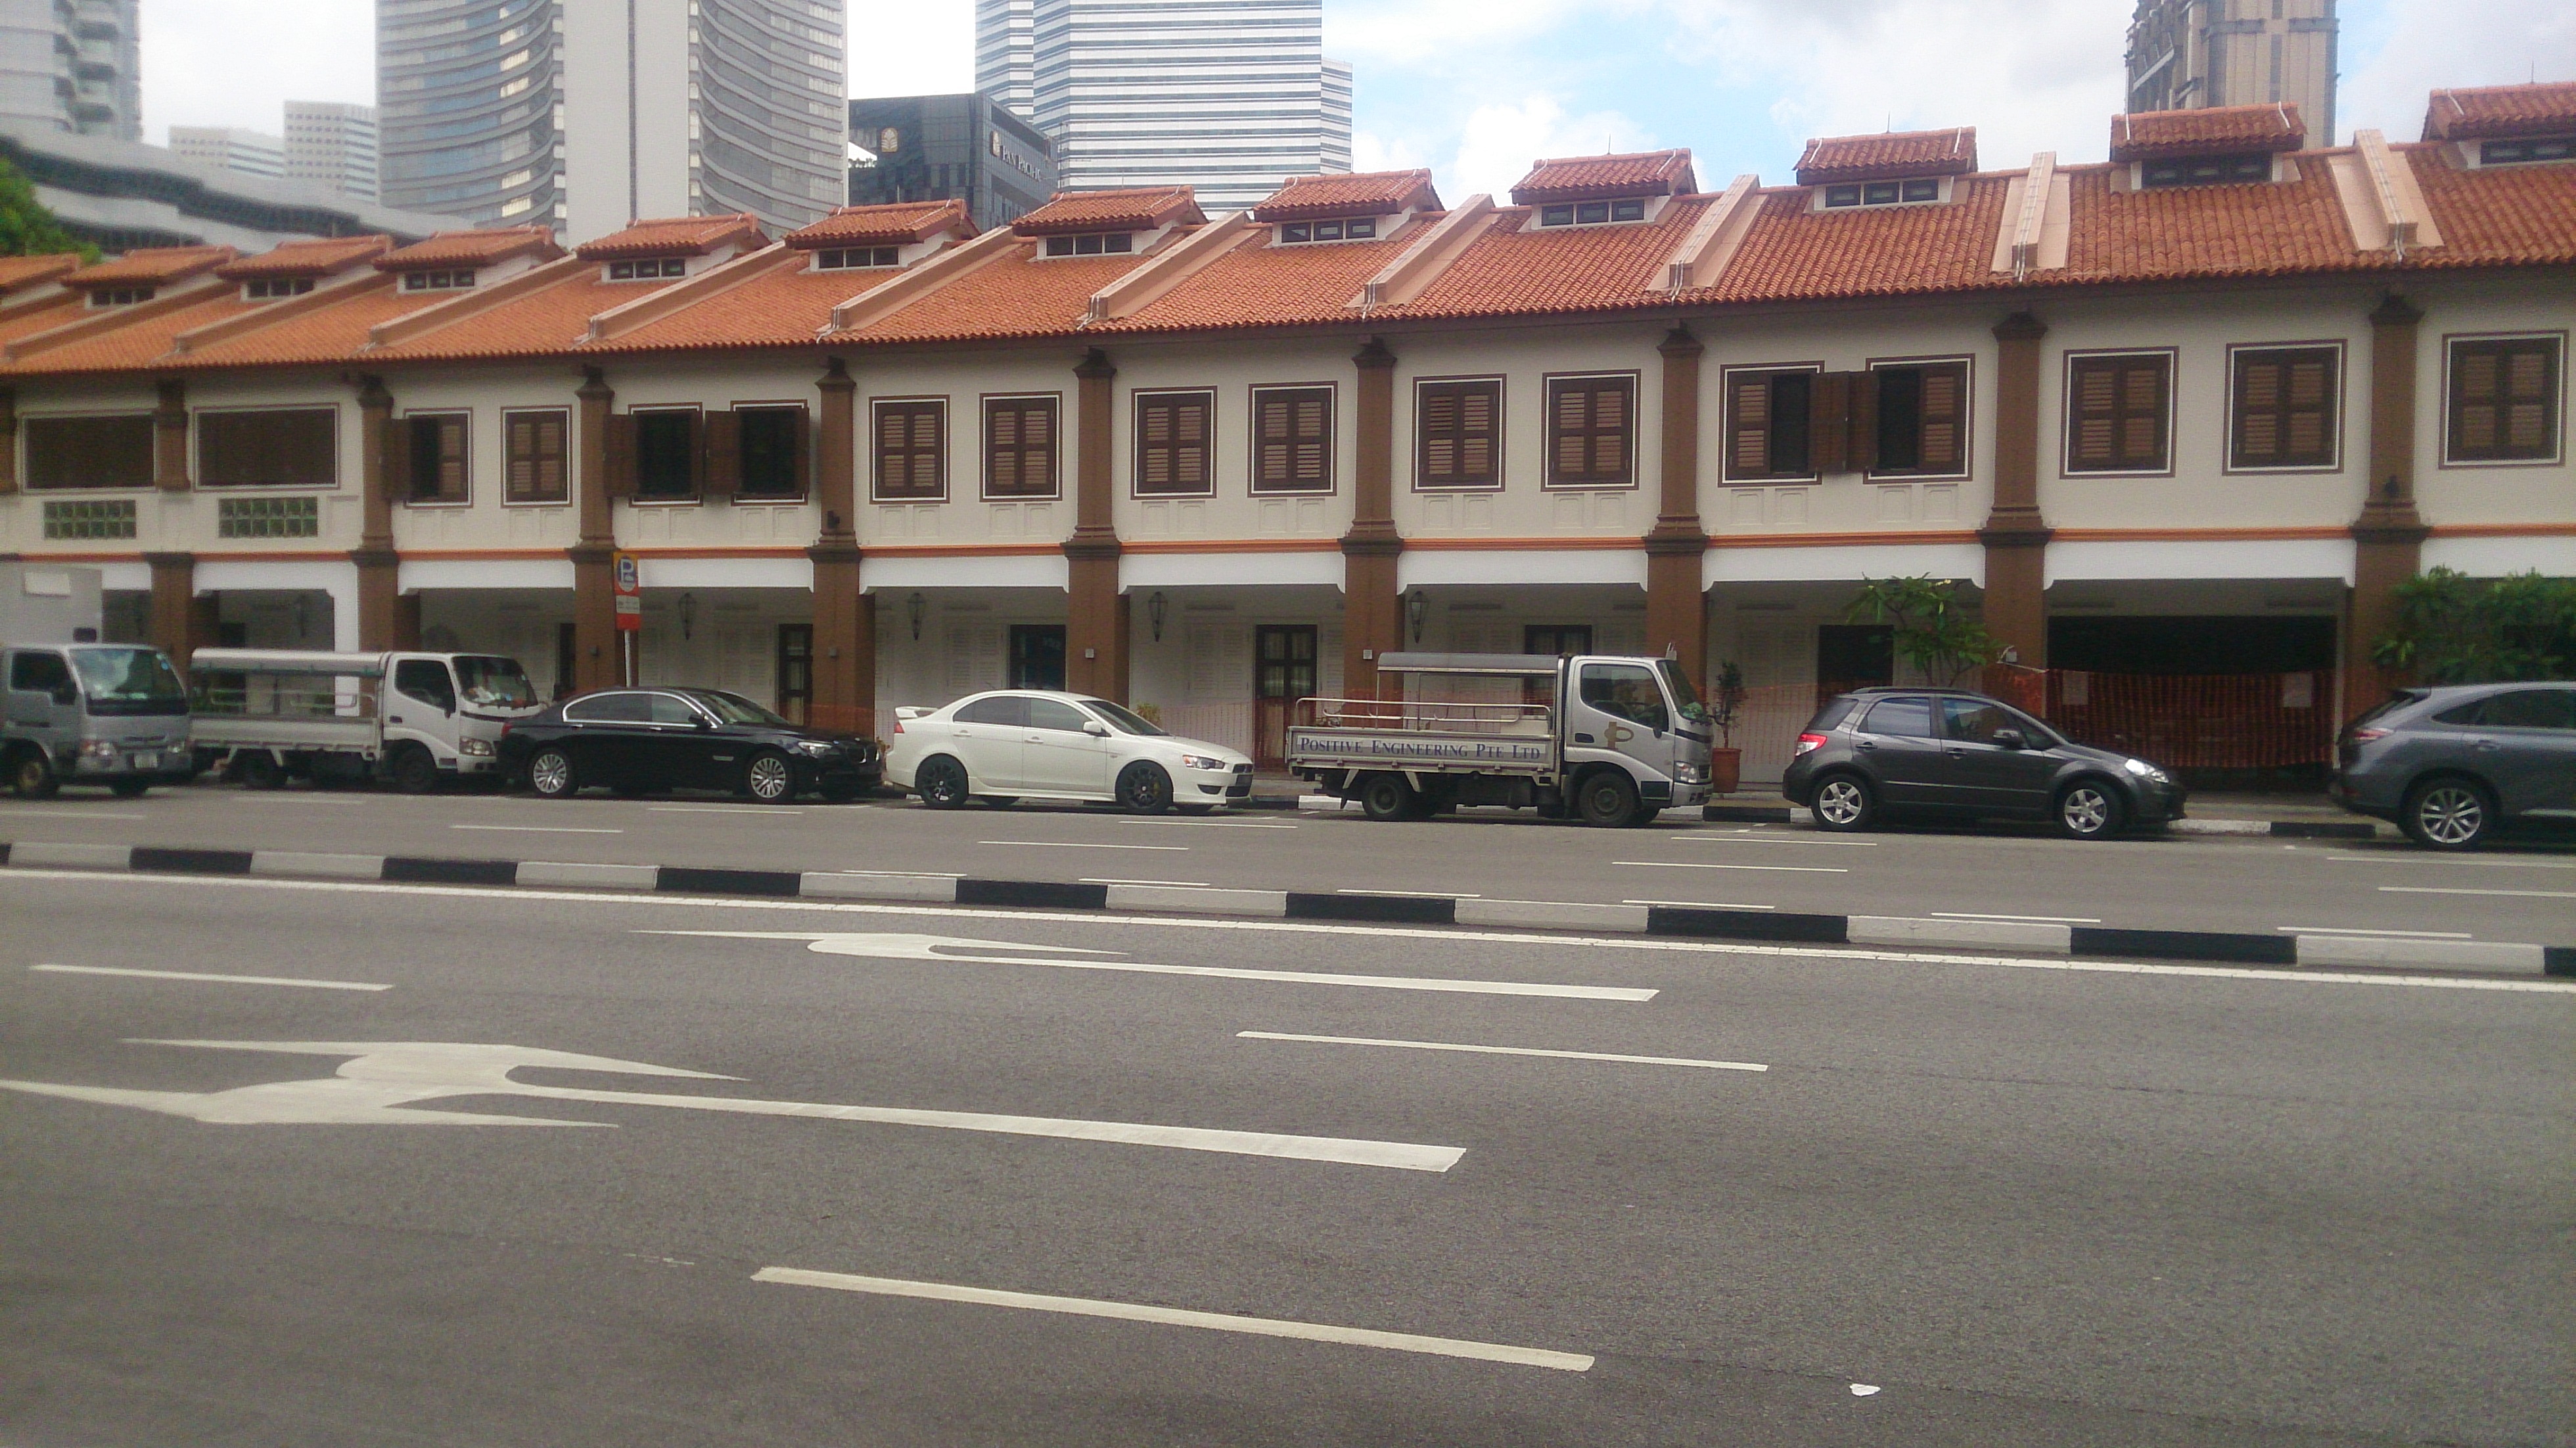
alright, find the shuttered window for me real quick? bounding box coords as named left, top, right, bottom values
left=735, top=405, right=809, bottom=498
left=502, top=409, right=568, bottom=503
left=2447, top=336, right=2561, bottom=463
left=2230, top=346, right=2338, bottom=470
left=1250, top=386, right=1332, bottom=493
left=403, top=413, right=469, bottom=503
left=197, top=407, right=338, bottom=487
left=1415, top=378, right=1502, bottom=489
left=1870, top=361, right=1968, bottom=476
left=871, top=399, right=946, bottom=501
left=2065, top=353, right=2172, bottom=474
left=983, top=395, right=1059, bottom=499
left=1544, top=374, right=1636, bottom=488
left=1723, top=369, right=1814, bottom=480
left=24, top=414, right=154, bottom=490
left=1134, top=389, right=1215, bottom=496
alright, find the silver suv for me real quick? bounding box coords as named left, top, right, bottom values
left=2333, top=684, right=2576, bottom=848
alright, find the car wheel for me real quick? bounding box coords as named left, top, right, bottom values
left=1118, top=761, right=1174, bottom=815
left=744, top=750, right=798, bottom=804
left=234, top=750, right=284, bottom=791
left=109, top=779, right=150, bottom=798
left=1575, top=769, right=1640, bottom=828
left=1357, top=772, right=1420, bottom=822
left=2402, top=776, right=2493, bottom=850
left=390, top=745, right=440, bottom=796
left=9, top=750, right=58, bottom=800
left=2055, top=779, right=2128, bottom=840
left=1810, top=773, right=1875, bottom=832
left=916, top=756, right=969, bottom=809
left=527, top=747, right=579, bottom=800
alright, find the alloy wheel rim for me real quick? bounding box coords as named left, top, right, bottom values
left=2064, top=789, right=2109, bottom=834
left=1818, top=781, right=1862, bottom=824
left=2420, top=788, right=2481, bottom=844
left=532, top=754, right=568, bottom=793
left=749, top=758, right=791, bottom=799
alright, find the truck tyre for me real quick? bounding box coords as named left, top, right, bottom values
left=1358, top=772, right=1422, bottom=823
left=743, top=749, right=798, bottom=803
left=916, top=756, right=969, bottom=809
left=235, top=750, right=284, bottom=791
left=110, top=779, right=151, bottom=799
left=1117, top=761, right=1174, bottom=815
left=1809, top=773, right=1875, bottom=832
left=390, top=745, right=440, bottom=796
left=2054, top=779, right=2128, bottom=840
left=10, top=749, right=58, bottom=800
left=2401, top=775, right=2494, bottom=850
left=527, top=747, right=579, bottom=800
left=1574, top=769, right=1640, bottom=828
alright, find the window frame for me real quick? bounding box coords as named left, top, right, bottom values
left=194, top=405, right=341, bottom=490
left=2223, top=340, right=2344, bottom=475
left=1718, top=362, right=1824, bottom=484
left=1412, top=374, right=1506, bottom=492
left=729, top=400, right=811, bottom=503
left=2059, top=348, right=2178, bottom=478
left=1863, top=354, right=1974, bottom=481
left=626, top=404, right=702, bottom=504
left=2440, top=331, right=2565, bottom=468
left=1540, top=371, right=1640, bottom=491
left=1247, top=382, right=1336, bottom=496
left=869, top=396, right=948, bottom=503
left=1130, top=386, right=1218, bottom=499
left=500, top=406, right=572, bottom=507
left=980, top=392, right=1062, bottom=502
left=400, top=409, right=472, bottom=507
left=22, top=411, right=157, bottom=492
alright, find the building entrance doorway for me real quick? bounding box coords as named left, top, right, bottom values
left=1009, top=624, right=1067, bottom=690
left=1816, top=623, right=1894, bottom=704
left=1253, top=624, right=1317, bottom=769
left=775, top=623, right=812, bottom=724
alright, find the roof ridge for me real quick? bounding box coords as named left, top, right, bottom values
left=170, top=268, right=397, bottom=355
left=365, top=252, right=593, bottom=351
left=825, top=223, right=1023, bottom=335
left=4, top=277, right=233, bottom=362
left=584, top=242, right=799, bottom=344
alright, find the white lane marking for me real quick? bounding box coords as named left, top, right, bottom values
left=1240, top=1031, right=1766, bottom=1073
left=30, top=963, right=392, bottom=991
left=2328, top=854, right=2576, bottom=869
left=1617, top=860, right=1849, bottom=873
left=9, top=869, right=2569, bottom=997
left=2275, top=926, right=2473, bottom=939
left=1080, top=878, right=1214, bottom=887
left=754, top=1267, right=1591, bottom=1370
left=1932, top=911, right=2103, bottom=924
left=651, top=805, right=804, bottom=815
left=1117, top=819, right=1297, bottom=829
left=2379, top=885, right=2576, bottom=899
left=0, top=1040, right=1460, bottom=1169
left=644, top=930, right=1657, bottom=1001
left=1623, top=899, right=1774, bottom=910
left=450, top=824, right=625, bottom=834
left=1338, top=888, right=1479, bottom=898
left=1671, top=836, right=1877, bottom=848
left=0, top=809, right=147, bottom=820
left=977, top=840, right=1189, bottom=851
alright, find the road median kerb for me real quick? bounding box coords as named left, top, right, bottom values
left=3, top=838, right=2564, bottom=979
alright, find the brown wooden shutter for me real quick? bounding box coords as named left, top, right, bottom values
left=1252, top=386, right=1331, bottom=493
left=1134, top=390, right=1212, bottom=495
left=702, top=409, right=741, bottom=497
left=603, top=413, right=639, bottom=499
left=1842, top=371, right=1878, bottom=474
left=1546, top=375, right=1634, bottom=487
left=430, top=415, right=467, bottom=500
left=1417, top=379, right=1500, bottom=487
left=2449, top=338, right=2560, bottom=463
left=2068, top=355, right=2170, bottom=472
left=873, top=400, right=944, bottom=499
left=382, top=415, right=415, bottom=500
left=1917, top=362, right=1966, bottom=472
left=505, top=409, right=568, bottom=503
left=26, top=415, right=155, bottom=490
left=1726, top=374, right=1772, bottom=478
left=1807, top=372, right=1852, bottom=474
left=791, top=405, right=812, bottom=497
left=984, top=396, right=1055, bottom=498
left=2232, top=347, right=2336, bottom=469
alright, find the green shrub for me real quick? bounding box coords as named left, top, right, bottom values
left=2372, top=569, right=2576, bottom=683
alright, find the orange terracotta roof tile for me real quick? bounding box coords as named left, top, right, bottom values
left=64, top=245, right=235, bottom=288
left=2424, top=81, right=2576, bottom=141
left=846, top=240, right=1145, bottom=342
left=2110, top=104, right=2305, bottom=162
left=0, top=292, right=93, bottom=353
left=171, top=281, right=428, bottom=369
left=575, top=214, right=766, bottom=260
left=2054, top=160, right=2354, bottom=279
left=1093, top=225, right=1414, bottom=332
left=1013, top=187, right=1205, bottom=235
left=0, top=254, right=80, bottom=292
left=1510, top=150, right=1696, bottom=205
left=580, top=260, right=873, bottom=353
left=1384, top=196, right=1709, bottom=319
left=1251, top=170, right=1440, bottom=221
left=372, top=270, right=639, bottom=361
left=217, top=235, right=392, bottom=280
left=785, top=200, right=975, bottom=249
left=1699, top=179, right=2010, bottom=302
left=377, top=227, right=563, bottom=270
left=1796, top=128, right=1977, bottom=185
left=2401, top=143, right=2576, bottom=267
left=7, top=292, right=250, bottom=373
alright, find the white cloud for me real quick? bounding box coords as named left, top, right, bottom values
left=1350, top=129, right=1432, bottom=176
left=141, top=0, right=375, bottom=144
left=2341, top=0, right=2576, bottom=141
left=849, top=2, right=976, bottom=98
left=1450, top=95, right=1658, bottom=198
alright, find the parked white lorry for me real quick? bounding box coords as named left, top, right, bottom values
left=3, top=562, right=194, bottom=798
left=1286, top=651, right=1715, bottom=827
left=189, top=648, right=542, bottom=792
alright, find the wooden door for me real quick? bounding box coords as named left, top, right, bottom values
left=775, top=623, right=812, bottom=725
left=1253, top=625, right=1317, bottom=769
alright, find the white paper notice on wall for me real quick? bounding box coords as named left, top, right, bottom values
left=2282, top=672, right=2314, bottom=710
left=2061, top=670, right=2089, bottom=707
left=22, top=570, right=70, bottom=597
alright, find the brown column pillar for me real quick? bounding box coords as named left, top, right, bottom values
left=152, top=378, right=188, bottom=491
left=1979, top=311, right=2052, bottom=669
left=568, top=367, right=620, bottom=691
left=144, top=551, right=204, bottom=671
left=2346, top=293, right=2429, bottom=719
left=0, top=386, right=17, bottom=496
left=351, top=374, right=403, bottom=652
left=1644, top=325, right=1709, bottom=689
left=807, top=356, right=875, bottom=734
left=1341, top=337, right=1403, bottom=701
left=1065, top=348, right=1127, bottom=701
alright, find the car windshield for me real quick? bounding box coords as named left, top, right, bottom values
left=1080, top=698, right=1166, bottom=736
left=1657, top=660, right=1710, bottom=725
left=453, top=655, right=536, bottom=709
left=70, top=648, right=188, bottom=717
left=695, top=691, right=791, bottom=727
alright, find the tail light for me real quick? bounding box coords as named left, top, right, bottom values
left=2345, top=727, right=2389, bottom=744
left=1795, top=732, right=1829, bottom=756
left=890, top=717, right=904, bottom=734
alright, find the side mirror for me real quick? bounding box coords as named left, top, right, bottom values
left=694, top=715, right=716, bottom=730
left=1992, top=729, right=2025, bottom=750
left=1082, top=720, right=1111, bottom=738
left=53, top=687, right=80, bottom=708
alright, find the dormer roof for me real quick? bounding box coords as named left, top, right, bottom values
left=1251, top=170, right=1442, bottom=221
left=0, top=254, right=82, bottom=294
left=574, top=214, right=766, bottom=261
left=375, top=227, right=563, bottom=271
left=1011, top=187, right=1205, bottom=236
left=785, top=200, right=977, bottom=250
left=216, top=234, right=392, bottom=281
left=2423, top=81, right=2576, bottom=141
left=2111, top=104, right=2305, bottom=162
left=62, top=244, right=235, bottom=289
left=1509, top=150, right=1697, bottom=206
left=1795, top=127, right=1978, bottom=185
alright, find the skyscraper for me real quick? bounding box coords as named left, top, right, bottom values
left=286, top=101, right=380, bottom=202
left=170, top=126, right=286, bottom=180
left=2125, top=0, right=2338, bottom=145
left=848, top=93, right=1056, bottom=227
left=380, top=0, right=847, bottom=244
left=982, top=0, right=1351, bottom=211
left=0, top=0, right=139, bottom=140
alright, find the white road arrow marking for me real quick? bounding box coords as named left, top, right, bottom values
left=0, top=1040, right=1462, bottom=1170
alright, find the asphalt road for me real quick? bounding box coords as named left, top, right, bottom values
left=2, top=780, right=2573, bottom=941
left=3, top=868, right=2570, bottom=1447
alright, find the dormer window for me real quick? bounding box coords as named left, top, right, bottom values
left=244, top=277, right=313, bottom=300
left=1824, top=178, right=1943, bottom=208
left=1277, top=217, right=1377, bottom=244
left=86, top=287, right=154, bottom=307
left=2481, top=136, right=2573, bottom=166
left=1042, top=232, right=1134, bottom=258
left=401, top=269, right=478, bottom=291
left=1539, top=199, right=1647, bottom=227
left=2140, top=152, right=2272, bottom=188
left=816, top=246, right=900, bottom=269
left=607, top=258, right=687, bottom=281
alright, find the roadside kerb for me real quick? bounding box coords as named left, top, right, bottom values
left=1295, top=795, right=2388, bottom=838
left=4, top=839, right=2563, bottom=978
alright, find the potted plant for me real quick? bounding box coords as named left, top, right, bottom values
left=1707, top=659, right=1746, bottom=794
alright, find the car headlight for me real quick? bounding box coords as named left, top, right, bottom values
left=459, top=737, right=494, bottom=757
left=793, top=738, right=839, bottom=757
left=80, top=738, right=119, bottom=759
left=1178, top=753, right=1228, bottom=771
left=1674, top=760, right=1706, bottom=783
left=2123, top=758, right=2171, bottom=784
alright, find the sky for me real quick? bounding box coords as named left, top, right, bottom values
left=145, top=1, right=2573, bottom=204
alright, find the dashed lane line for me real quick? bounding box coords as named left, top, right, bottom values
left=1617, top=860, right=1849, bottom=873
left=1239, top=1031, right=1767, bottom=1073
left=977, top=840, right=1189, bottom=851
left=2379, top=885, right=2576, bottom=899
left=451, top=824, right=625, bottom=834
left=29, top=963, right=390, bottom=991
left=2328, top=854, right=2576, bottom=869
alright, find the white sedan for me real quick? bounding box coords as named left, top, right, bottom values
left=883, top=690, right=1255, bottom=813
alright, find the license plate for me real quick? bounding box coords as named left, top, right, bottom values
left=129, top=752, right=158, bottom=770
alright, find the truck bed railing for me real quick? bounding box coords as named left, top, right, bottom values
left=1291, top=697, right=1553, bottom=736
left=191, top=681, right=377, bottom=719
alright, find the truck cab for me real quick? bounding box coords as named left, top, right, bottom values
left=3, top=643, right=193, bottom=799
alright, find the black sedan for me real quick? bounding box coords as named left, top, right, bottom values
left=501, top=687, right=881, bottom=803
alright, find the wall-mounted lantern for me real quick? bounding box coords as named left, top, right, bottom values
left=678, top=592, right=697, bottom=641
left=907, top=591, right=927, bottom=641
left=1406, top=589, right=1427, bottom=644
left=1148, top=590, right=1168, bottom=643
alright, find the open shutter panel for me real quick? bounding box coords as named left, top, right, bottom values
left=791, top=406, right=812, bottom=496
left=382, top=414, right=415, bottom=500
left=1177, top=396, right=1207, bottom=489
left=702, top=410, right=741, bottom=497
left=1421, top=389, right=1457, bottom=482
left=2073, top=359, right=2118, bottom=468
left=2119, top=359, right=2166, bottom=468
left=1459, top=382, right=1496, bottom=483
left=1807, top=371, right=1851, bottom=474
left=1843, top=371, right=1878, bottom=474
left=1730, top=375, right=1770, bottom=476
left=1293, top=392, right=1328, bottom=486
left=2505, top=343, right=2555, bottom=454
left=1255, top=394, right=1289, bottom=488
left=504, top=415, right=533, bottom=499
left=1553, top=382, right=1591, bottom=480
left=603, top=413, right=638, bottom=499
left=1918, top=363, right=1964, bottom=471
left=1139, top=397, right=1170, bottom=491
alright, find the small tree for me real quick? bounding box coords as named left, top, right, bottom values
left=1709, top=658, right=1746, bottom=748
left=0, top=158, right=92, bottom=261
left=2373, top=568, right=2576, bottom=683
left=1845, top=576, right=2002, bottom=687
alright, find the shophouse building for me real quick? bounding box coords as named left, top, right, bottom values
left=0, top=83, right=2567, bottom=785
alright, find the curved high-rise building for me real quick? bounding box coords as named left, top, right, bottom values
left=0, top=0, right=140, bottom=140
left=378, top=0, right=561, bottom=227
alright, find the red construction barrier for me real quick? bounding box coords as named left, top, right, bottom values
left=2043, top=669, right=2334, bottom=770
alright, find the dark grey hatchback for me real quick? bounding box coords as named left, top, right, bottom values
left=2332, top=683, right=2576, bottom=848
left=1782, top=688, right=2187, bottom=840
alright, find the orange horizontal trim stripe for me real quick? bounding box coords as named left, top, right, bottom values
left=16, top=550, right=145, bottom=563
left=1404, top=535, right=1643, bottom=551
left=2425, top=522, right=2576, bottom=538
left=618, top=546, right=811, bottom=560
left=2046, top=526, right=2352, bottom=543
left=1118, top=537, right=1342, bottom=554
left=861, top=542, right=1066, bottom=558
left=1705, top=530, right=1982, bottom=549
left=398, top=548, right=569, bottom=561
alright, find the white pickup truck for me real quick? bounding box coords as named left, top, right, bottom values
left=189, top=649, right=542, bottom=792
left=1286, top=651, right=1714, bottom=827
